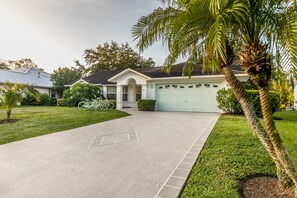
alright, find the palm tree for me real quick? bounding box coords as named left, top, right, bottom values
left=237, top=0, right=297, bottom=187
left=0, top=82, right=38, bottom=122
left=132, top=0, right=297, bottom=189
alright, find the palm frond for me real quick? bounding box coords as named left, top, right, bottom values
left=132, top=7, right=181, bottom=52
left=271, top=4, right=297, bottom=75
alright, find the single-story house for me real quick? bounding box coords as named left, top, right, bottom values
left=0, top=67, right=57, bottom=98
left=72, top=63, right=249, bottom=113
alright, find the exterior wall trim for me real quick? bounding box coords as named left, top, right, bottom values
left=149, top=74, right=248, bottom=81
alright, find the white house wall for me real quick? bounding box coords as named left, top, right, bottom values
left=35, top=87, right=51, bottom=95
left=146, top=82, right=156, bottom=99
left=149, top=77, right=226, bottom=100
left=103, top=86, right=108, bottom=98
left=147, top=75, right=249, bottom=112
left=102, top=72, right=249, bottom=111
left=0, top=84, right=51, bottom=95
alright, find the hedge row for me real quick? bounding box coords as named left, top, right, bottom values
left=216, top=89, right=280, bottom=117
left=137, top=99, right=156, bottom=111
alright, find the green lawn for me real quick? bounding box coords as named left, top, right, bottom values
left=0, top=106, right=129, bottom=145
left=181, top=111, right=297, bottom=198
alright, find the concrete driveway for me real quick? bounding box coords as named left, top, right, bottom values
left=0, top=110, right=219, bottom=198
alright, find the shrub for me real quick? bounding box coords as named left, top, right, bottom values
left=22, top=93, right=39, bottom=105
left=216, top=89, right=242, bottom=114
left=39, top=94, right=57, bottom=106
left=57, top=99, right=72, bottom=107
left=246, top=90, right=280, bottom=117
left=107, top=100, right=116, bottom=109
left=22, top=93, right=57, bottom=106
left=137, top=99, right=156, bottom=111
left=62, top=83, right=103, bottom=106
left=216, top=88, right=280, bottom=117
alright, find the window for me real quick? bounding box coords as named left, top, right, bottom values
left=180, top=85, right=184, bottom=88
left=122, top=86, right=128, bottom=101
left=136, top=85, right=142, bottom=101
left=204, top=84, right=210, bottom=88
left=196, top=84, right=201, bottom=88
left=165, top=85, right=170, bottom=89
left=107, top=86, right=116, bottom=100
left=188, top=85, right=193, bottom=88
left=172, top=85, right=178, bottom=88
left=158, top=86, right=163, bottom=89
left=213, top=84, right=219, bottom=88
left=51, top=93, right=56, bottom=98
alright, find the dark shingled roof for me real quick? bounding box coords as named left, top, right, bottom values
left=83, top=69, right=124, bottom=85
left=83, top=62, right=245, bottom=85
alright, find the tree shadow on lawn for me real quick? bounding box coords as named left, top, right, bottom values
left=0, top=119, right=21, bottom=124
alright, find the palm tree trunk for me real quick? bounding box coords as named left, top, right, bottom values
left=259, top=86, right=297, bottom=187
left=7, top=110, right=11, bottom=122
left=221, top=66, right=290, bottom=185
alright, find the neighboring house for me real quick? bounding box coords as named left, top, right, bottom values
left=0, top=67, right=57, bottom=98
left=72, top=63, right=249, bottom=112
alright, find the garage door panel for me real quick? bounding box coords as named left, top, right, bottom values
left=156, top=83, right=221, bottom=112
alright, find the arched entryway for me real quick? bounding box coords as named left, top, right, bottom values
left=122, top=78, right=142, bottom=108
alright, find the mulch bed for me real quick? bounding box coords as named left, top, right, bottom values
left=239, top=175, right=294, bottom=198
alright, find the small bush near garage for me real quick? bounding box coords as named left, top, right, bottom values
left=137, top=99, right=156, bottom=111
left=217, top=89, right=280, bottom=117
left=216, top=88, right=242, bottom=114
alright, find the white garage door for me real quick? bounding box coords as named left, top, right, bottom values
left=156, top=83, right=221, bottom=112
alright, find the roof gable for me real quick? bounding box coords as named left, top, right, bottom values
left=108, top=68, right=151, bottom=83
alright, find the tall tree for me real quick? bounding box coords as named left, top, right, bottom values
left=237, top=0, right=297, bottom=187
left=76, top=41, right=155, bottom=74
left=133, top=0, right=297, bottom=191
left=51, top=66, right=85, bottom=97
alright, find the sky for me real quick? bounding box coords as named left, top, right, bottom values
left=0, top=0, right=170, bottom=73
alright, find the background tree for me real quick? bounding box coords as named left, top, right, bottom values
left=0, top=62, right=10, bottom=70
left=0, top=82, right=39, bottom=122
left=133, top=0, right=297, bottom=190
left=76, top=41, right=155, bottom=75
left=7, top=58, right=44, bottom=71
left=51, top=66, right=85, bottom=97
left=272, top=67, right=295, bottom=109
